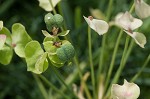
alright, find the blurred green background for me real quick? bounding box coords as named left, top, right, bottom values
left=0, top=0, right=150, bottom=99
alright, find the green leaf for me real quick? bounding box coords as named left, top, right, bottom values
left=48, top=54, right=64, bottom=67
left=42, top=30, right=53, bottom=37
left=12, top=23, right=32, bottom=58
left=43, top=41, right=57, bottom=55
left=57, top=30, right=70, bottom=36
left=0, top=45, right=13, bottom=65
left=0, top=21, right=3, bottom=31
left=25, top=41, right=46, bottom=74
left=0, top=27, right=12, bottom=46
left=35, top=52, right=48, bottom=74
left=43, top=36, right=59, bottom=42
left=0, top=34, right=6, bottom=49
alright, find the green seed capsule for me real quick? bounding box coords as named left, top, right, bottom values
left=54, top=14, right=64, bottom=27
left=56, top=43, right=75, bottom=62
left=44, top=13, right=55, bottom=26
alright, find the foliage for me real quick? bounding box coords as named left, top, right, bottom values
left=0, top=0, right=150, bottom=99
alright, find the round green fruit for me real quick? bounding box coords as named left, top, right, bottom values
left=56, top=43, right=75, bottom=62
left=54, top=14, right=64, bottom=27
left=44, top=13, right=55, bottom=26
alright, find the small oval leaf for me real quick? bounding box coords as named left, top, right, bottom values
left=0, top=34, right=6, bottom=49
left=25, top=41, right=46, bottom=74
left=57, top=30, right=70, bottom=36
left=0, top=45, right=13, bottom=65
left=12, top=23, right=32, bottom=58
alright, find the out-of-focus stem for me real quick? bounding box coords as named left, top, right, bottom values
left=88, top=27, right=96, bottom=99
left=131, top=54, right=150, bottom=82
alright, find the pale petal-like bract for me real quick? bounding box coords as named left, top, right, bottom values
left=0, top=21, right=3, bottom=31
left=135, top=0, right=150, bottom=19
left=83, top=16, right=109, bottom=35
left=124, top=31, right=146, bottom=48
left=117, top=11, right=143, bottom=30
left=111, top=79, right=140, bottom=99
left=38, top=0, right=61, bottom=11
left=0, top=34, right=6, bottom=49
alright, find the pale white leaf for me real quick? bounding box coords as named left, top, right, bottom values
left=135, top=0, right=150, bottom=19
left=0, top=34, right=6, bottom=49
left=124, top=31, right=146, bottom=48
left=83, top=16, right=109, bottom=35
left=0, top=21, right=3, bottom=31
left=111, top=79, right=140, bottom=99
left=117, top=11, right=143, bottom=30
left=38, top=0, right=61, bottom=11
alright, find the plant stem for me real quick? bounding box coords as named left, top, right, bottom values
left=104, top=30, right=123, bottom=92
left=104, top=2, right=135, bottom=96
left=129, top=3, right=135, bottom=13
left=131, top=54, right=150, bottom=82
left=33, top=74, right=48, bottom=99
left=48, top=0, right=57, bottom=14
left=97, top=0, right=114, bottom=78
left=74, top=57, right=92, bottom=99
left=97, top=0, right=113, bottom=98
left=105, top=38, right=135, bottom=99
left=50, top=64, right=77, bottom=98
left=88, top=27, right=96, bottom=99
left=106, top=0, right=114, bottom=21
left=39, top=75, right=70, bottom=99
left=97, top=34, right=106, bottom=79
left=112, top=36, right=130, bottom=82
left=105, top=35, right=130, bottom=97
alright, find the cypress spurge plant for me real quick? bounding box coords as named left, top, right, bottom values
left=26, top=12, right=75, bottom=73
left=0, top=13, right=75, bottom=74
left=1, top=0, right=150, bottom=99
left=0, top=13, right=75, bottom=98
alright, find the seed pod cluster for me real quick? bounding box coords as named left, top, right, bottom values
left=44, top=13, right=64, bottom=32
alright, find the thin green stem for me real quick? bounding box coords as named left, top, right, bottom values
left=123, top=39, right=134, bottom=66
left=50, top=65, right=72, bottom=93
left=131, top=54, right=150, bottom=82
left=88, top=27, right=96, bottom=99
left=50, top=64, right=78, bottom=98
left=105, top=35, right=130, bottom=97
left=33, top=74, right=48, bottom=99
left=97, top=0, right=113, bottom=98
left=39, top=75, right=70, bottom=99
left=48, top=0, right=57, bottom=14
left=104, top=2, right=135, bottom=96
left=112, top=36, right=130, bottom=82
left=97, top=0, right=114, bottom=78
left=97, top=34, right=106, bottom=78
left=74, top=57, right=92, bottom=99
left=129, top=3, right=135, bottom=13
left=104, top=30, right=123, bottom=92
left=106, top=0, right=114, bottom=20
left=105, top=39, right=135, bottom=99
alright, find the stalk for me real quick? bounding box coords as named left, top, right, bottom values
left=88, top=27, right=96, bottom=99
